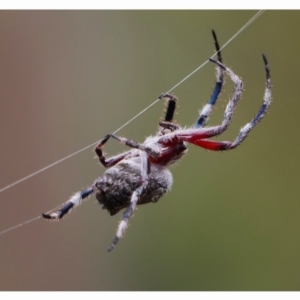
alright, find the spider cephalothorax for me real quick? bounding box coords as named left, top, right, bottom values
left=43, top=31, right=272, bottom=252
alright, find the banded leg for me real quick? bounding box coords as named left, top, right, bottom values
left=42, top=187, right=94, bottom=220
left=158, top=93, right=180, bottom=134
left=195, top=29, right=224, bottom=128
left=108, top=151, right=150, bottom=252
left=159, top=93, right=177, bottom=122
left=197, top=57, right=243, bottom=138
left=187, top=54, right=271, bottom=151
left=164, top=57, right=243, bottom=146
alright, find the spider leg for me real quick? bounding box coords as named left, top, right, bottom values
left=192, top=57, right=243, bottom=140
left=95, top=135, right=132, bottom=168
left=110, top=133, right=160, bottom=158
left=42, top=187, right=94, bottom=220
left=108, top=151, right=149, bottom=252
left=195, top=30, right=224, bottom=128
left=157, top=94, right=181, bottom=136
left=158, top=93, right=177, bottom=122
left=186, top=54, right=271, bottom=150
left=159, top=121, right=180, bottom=131
left=198, top=57, right=243, bottom=138
left=159, top=57, right=243, bottom=145
left=95, top=150, right=131, bottom=168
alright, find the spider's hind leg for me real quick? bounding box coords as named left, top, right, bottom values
left=187, top=54, right=271, bottom=151
left=195, top=29, right=224, bottom=128
left=42, top=187, right=94, bottom=220
left=229, top=54, right=271, bottom=149
left=108, top=151, right=150, bottom=252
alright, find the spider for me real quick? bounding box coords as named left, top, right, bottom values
left=43, top=31, right=272, bottom=252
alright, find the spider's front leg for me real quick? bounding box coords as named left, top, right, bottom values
left=158, top=93, right=181, bottom=133
left=109, top=133, right=160, bottom=158
left=95, top=132, right=161, bottom=168
left=159, top=93, right=177, bottom=123
left=94, top=135, right=132, bottom=168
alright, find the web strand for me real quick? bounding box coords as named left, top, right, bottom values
left=0, top=10, right=265, bottom=237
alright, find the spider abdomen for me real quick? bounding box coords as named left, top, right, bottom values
left=95, top=160, right=173, bottom=216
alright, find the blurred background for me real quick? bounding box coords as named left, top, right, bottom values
left=0, top=10, right=298, bottom=291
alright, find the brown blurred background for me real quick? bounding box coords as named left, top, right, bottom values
left=0, top=10, right=299, bottom=290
